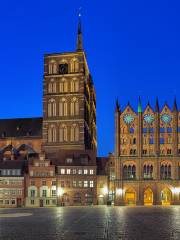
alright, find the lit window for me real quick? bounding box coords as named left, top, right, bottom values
left=67, top=169, right=71, bottom=174
left=78, top=169, right=82, bottom=175
left=90, top=181, right=94, bottom=188
left=78, top=181, right=82, bottom=187
left=90, top=169, right=94, bottom=175
left=84, top=169, right=88, bottom=174
left=66, top=158, right=73, bottom=164
left=84, top=181, right=88, bottom=187
left=61, top=169, right=65, bottom=174
left=73, top=181, right=76, bottom=187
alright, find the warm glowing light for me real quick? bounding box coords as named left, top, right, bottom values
left=57, top=188, right=64, bottom=197
left=172, top=187, right=180, bottom=194
left=102, top=186, right=108, bottom=195
left=116, top=188, right=123, bottom=195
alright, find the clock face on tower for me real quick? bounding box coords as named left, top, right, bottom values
left=161, top=114, right=172, bottom=124
left=123, top=114, right=134, bottom=124
left=144, top=114, right=154, bottom=124
left=59, top=64, right=68, bottom=74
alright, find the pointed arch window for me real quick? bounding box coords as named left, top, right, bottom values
left=48, top=99, right=56, bottom=117
left=48, top=80, right=56, bottom=93
left=160, top=164, right=171, bottom=179
left=143, top=164, right=153, bottom=179
left=59, top=79, right=68, bottom=93
left=48, top=125, right=57, bottom=142
left=71, top=79, right=79, bottom=92
left=70, top=98, right=79, bottom=116
left=59, top=98, right=68, bottom=116
left=71, top=59, right=79, bottom=73
left=48, top=61, right=57, bottom=74
left=123, top=165, right=136, bottom=179
left=59, top=125, right=68, bottom=142
left=70, top=124, right=79, bottom=142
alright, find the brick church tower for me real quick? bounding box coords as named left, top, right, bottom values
left=42, top=16, right=97, bottom=154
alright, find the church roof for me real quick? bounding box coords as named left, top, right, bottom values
left=0, top=117, right=42, bottom=139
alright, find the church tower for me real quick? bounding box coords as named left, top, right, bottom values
left=42, top=16, right=97, bottom=154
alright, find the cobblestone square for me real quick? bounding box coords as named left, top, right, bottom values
left=0, top=206, right=180, bottom=240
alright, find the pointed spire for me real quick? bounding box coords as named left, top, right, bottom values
left=155, top=97, right=159, bottom=112
left=138, top=96, right=142, bottom=113
left=76, top=9, right=83, bottom=51
left=173, top=96, right=178, bottom=112
left=115, top=98, right=120, bottom=112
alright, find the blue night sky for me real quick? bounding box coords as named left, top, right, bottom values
left=0, top=0, right=180, bottom=156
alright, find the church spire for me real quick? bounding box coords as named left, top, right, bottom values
left=76, top=11, right=83, bottom=51
left=155, top=97, right=159, bottom=112
left=138, top=96, right=142, bottom=113
left=173, top=96, right=178, bottom=112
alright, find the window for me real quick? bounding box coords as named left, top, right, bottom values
left=61, top=169, right=65, bottom=174
left=51, top=190, right=56, bottom=197
left=90, top=169, right=94, bottom=175
left=167, top=127, right=172, bottom=133
left=48, top=81, right=56, bottom=93
left=133, top=138, right=136, bottom=144
left=84, top=169, right=88, bottom=175
left=123, top=165, right=136, bottom=180
left=90, top=181, right=94, bottom=188
left=67, top=169, right=71, bottom=174
left=48, top=99, right=56, bottom=117
left=167, top=149, right=172, bottom=155
left=130, top=128, right=134, bottom=134
left=78, top=181, right=82, bottom=187
left=30, top=190, right=35, bottom=197
left=48, top=62, right=57, bottom=74
left=42, top=190, right=47, bottom=197
left=31, top=200, right=34, bottom=205
left=61, top=181, right=65, bottom=187
left=160, top=138, right=165, bottom=144
left=143, top=165, right=153, bottom=179
left=59, top=98, right=68, bottom=116
left=46, top=200, right=50, bottom=205
left=52, top=181, right=56, bottom=186
left=143, top=128, right=147, bottom=133
left=73, top=169, right=77, bottom=174
left=71, top=59, right=79, bottom=73
left=70, top=98, right=79, bottom=116
left=160, top=128, right=165, bottom=133
left=71, top=80, right=79, bottom=92
left=59, top=79, right=68, bottom=93
left=42, top=181, right=46, bottom=186
left=70, top=124, right=79, bottom=142
left=48, top=125, right=57, bottom=143
left=78, top=169, right=82, bottom=175
left=73, top=181, right=77, bottom=187
left=160, top=164, right=171, bottom=180
left=5, top=200, right=9, bottom=205
left=66, top=158, right=73, bottom=164
left=149, top=138, right=154, bottom=144
left=84, top=181, right=88, bottom=187
left=31, top=181, right=35, bottom=186
left=59, top=124, right=68, bottom=142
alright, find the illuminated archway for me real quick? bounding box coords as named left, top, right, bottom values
left=161, top=188, right=172, bottom=205
left=144, top=188, right=153, bottom=206
left=125, top=188, right=136, bottom=205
